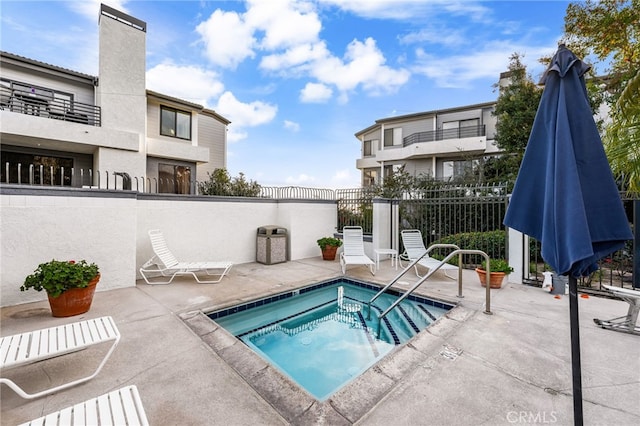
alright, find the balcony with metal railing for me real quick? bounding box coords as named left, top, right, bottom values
left=0, top=83, right=101, bottom=126
left=403, top=125, right=485, bottom=146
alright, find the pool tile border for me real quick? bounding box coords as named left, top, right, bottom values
left=206, top=277, right=455, bottom=321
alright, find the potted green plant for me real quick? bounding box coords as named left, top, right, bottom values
left=21, top=259, right=100, bottom=317
left=476, top=259, right=513, bottom=289
left=317, top=237, right=343, bottom=261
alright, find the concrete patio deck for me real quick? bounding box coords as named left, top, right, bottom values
left=1, top=257, right=639, bottom=425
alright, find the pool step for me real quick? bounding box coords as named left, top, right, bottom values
left=335, top=290, right=439, bottom=346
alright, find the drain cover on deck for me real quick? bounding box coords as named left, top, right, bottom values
left=440, top=344, right=463, bottom=360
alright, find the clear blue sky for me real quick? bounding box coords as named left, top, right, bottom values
left=1, top=0, right=573, bottom=188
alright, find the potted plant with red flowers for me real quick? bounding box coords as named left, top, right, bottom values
left=21, top=259, right=100, bottom=317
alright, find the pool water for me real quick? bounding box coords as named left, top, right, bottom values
left=207, top=278, right=453, bottom=400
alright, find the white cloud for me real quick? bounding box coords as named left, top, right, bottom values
left=195, top=9, right=256, bottom=69
left=227, top=128, right=249, bottom=144
left=215, top=91, right=278, bottom=142
left=318, top=0, right=491, bottom=21
left=197, top=0, right=410, bottom=102
left=283, top=120, right=300, bottom=132
left=399, top=27, right=466, bottom=47
left=300, top=82, right=333, bottom=103
left=412, top=42, right=552, bottom=88
left=260, top=42, right=329, bottom=74
left=245, top=0, right=321, bottom=50
left=146, top=63, right=225, bottom=105
left=311, top=38, right=410, bottom=94
left=68, top=0, right=130, bottom=20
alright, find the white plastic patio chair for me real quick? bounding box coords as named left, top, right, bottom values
left=0, top=316, right=120, bottom=400
left=340, top=226, right=375, bottom=276
left=19, top=385, right=149, bottom=426
left=140, top=229, right=233, bottom=284
left=399, top=229, right=457, bottom=279
left=593, top=285, right=640, bottom=335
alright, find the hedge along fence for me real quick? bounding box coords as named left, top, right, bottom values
left=430, top=230, right=508, bottom=267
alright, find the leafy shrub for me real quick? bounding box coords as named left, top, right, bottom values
left=432, top=230, right=507, bottom=267
left=199, top=168, right=261, bottom=197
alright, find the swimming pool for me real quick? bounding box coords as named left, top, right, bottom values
left=207, top=278, right=453, bottom=400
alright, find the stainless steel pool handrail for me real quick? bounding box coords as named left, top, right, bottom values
left=366, top=244, right=460, bottom=320
left=369, top=249, right=493, bottom=331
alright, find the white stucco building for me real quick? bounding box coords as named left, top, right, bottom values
left=0, top=4, right=229, bottom=193
left=355, top=102, right=500, bottom=186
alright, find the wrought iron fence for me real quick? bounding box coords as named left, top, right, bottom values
left=336, top=188, right=374, bottom=233
left=259, top=186, right=336, bottom=200
left=398, top=182, right=510, bottom=267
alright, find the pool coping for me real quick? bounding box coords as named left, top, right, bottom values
left=179, top=280, right=473, bottom=424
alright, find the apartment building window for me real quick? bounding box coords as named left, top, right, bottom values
left=363, top=140, right=372, bottom=156
left=442, top=119, right=480, bottom=139
left=384, top=128, right=394, bottom=147
left=363, top=168, right=378, bottom=186
left=159, top=163, right=192, bottom=194
left=160, top=106, right=191, bottom=140
left=442, top=159, right=477, bottom=181
left=460, top=118, right=479, bottom=128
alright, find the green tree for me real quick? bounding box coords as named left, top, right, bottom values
left=369, top=165, right=438, bottom=198
left=605, top=69, right=640, bottom=194
left=492, top=53, right=542, bottom=162
left=198, top=168, right=261, bottom=197
left=563, top=0, right=639, bottom=193
left=564, top=0, right=639, bottom=101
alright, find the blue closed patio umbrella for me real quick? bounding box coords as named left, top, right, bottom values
left=503, top=45, right=633, bottom=425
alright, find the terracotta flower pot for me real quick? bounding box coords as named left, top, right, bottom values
left=475, top=268, right=506, bottom=289
left=321, top=246, right=338, bottom=261
left=47, top=274, right=100, bottom=317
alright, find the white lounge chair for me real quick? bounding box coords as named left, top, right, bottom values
left=399, top=229, right=457, bottom=279
left=593, top=285, right=640, bottom=335
left=340, top=226, right=375, bottom=276
left=19, top=385, right=149, bottom=426
left=140, top=229, right=233, bottom=285
left=0, top=316, right=120, bottom=400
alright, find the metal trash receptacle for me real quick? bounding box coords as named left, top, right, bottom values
left=551, top=273, right=569, bottom=295
left=256, top=225, right=288, bottom=265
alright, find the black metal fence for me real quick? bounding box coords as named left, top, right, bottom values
left=336, top=188, right=374, bottom=233
left=1, top=85, right=101, bottom=126
left=403, top=125, right=485, bottom=146
left=398, top=183, right=509, bottom=266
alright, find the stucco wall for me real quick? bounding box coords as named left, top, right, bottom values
left=0, top=188, right=337, bottom=308
left=1, top=188, right=137, bottom=307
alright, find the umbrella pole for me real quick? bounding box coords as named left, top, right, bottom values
left=568, top=275, right=584, bottom=426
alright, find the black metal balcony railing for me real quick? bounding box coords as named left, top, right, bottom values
left=403, top=125, right=486, bottom=146
left=0, top=86, right=101, bottom=126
